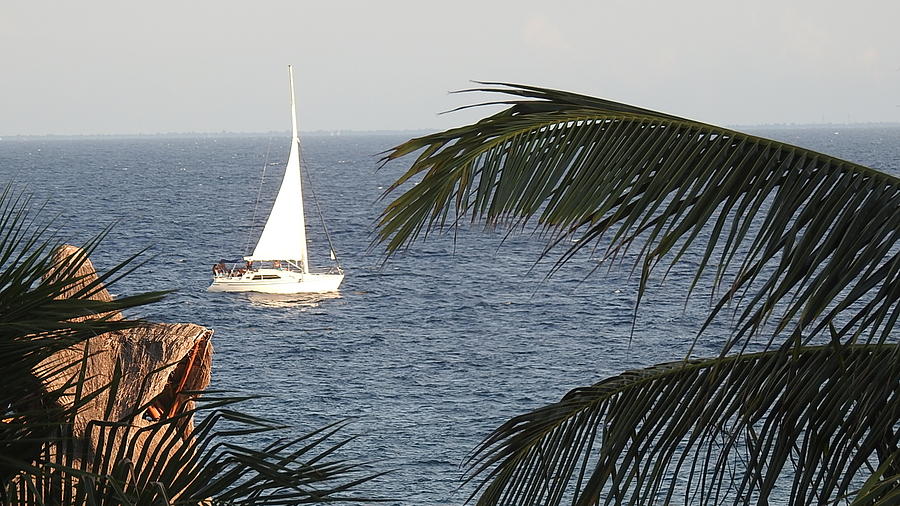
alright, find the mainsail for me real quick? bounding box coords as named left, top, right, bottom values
left=244, top=66, right=310, bottom=273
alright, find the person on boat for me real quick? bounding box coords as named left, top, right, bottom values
left=273, top=260, right=281, bottom=269
left=213, top=260, right=227, bottom=275
left=246, top=260, right=254, bottom=272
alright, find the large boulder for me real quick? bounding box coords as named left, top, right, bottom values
left=27, top=245, right=214, bottom=499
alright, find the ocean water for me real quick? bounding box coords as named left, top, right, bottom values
left=1, top=125, right=898, bottom=504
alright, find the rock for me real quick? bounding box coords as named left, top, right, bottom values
left=27, top=244, right=214, bottom=498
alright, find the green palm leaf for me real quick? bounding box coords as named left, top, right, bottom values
left=378, top=85, right=899, bottom=504
left=378, top=84, right=900, bottom=348
left=0, top=186, right=165, bottom=487
left=13, top=395, right=386, bottom=504
left=850, top=450, right=900, bottom=505
left=465, top=343, right=899, bottom=505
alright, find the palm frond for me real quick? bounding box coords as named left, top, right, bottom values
left=849, top=449, right=900, bottom=505
left=465, top=343, right=899, bottom=505
left=0, top=187, right=164, bottom=487
left=377, top=84, right=900, bottom=348
left=10, top=397, right=386, bottom=504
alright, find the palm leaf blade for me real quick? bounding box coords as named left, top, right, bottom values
left=378, top=85, right=900, bottom=347
left=465, top=344, right=899, bottom=505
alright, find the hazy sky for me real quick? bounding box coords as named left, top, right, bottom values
left=3, top=0, right=899, bottom=135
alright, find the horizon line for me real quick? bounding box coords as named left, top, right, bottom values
left=3, top=121, right=900, bottom=140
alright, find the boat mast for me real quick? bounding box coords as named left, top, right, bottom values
left=288, top=65, right=310, bottom=274
left=289, top=65, right=300, bottom=143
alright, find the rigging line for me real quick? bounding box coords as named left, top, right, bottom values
left=244, top=137, right=273, bottom=256
left=299, top=149, right=342, bottom=269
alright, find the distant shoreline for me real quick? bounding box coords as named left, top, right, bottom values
left=3, top=123, right=900, bottom=141
left=735, top=122, right=900, bottom=130
left=0, top=130, right=435, bottom=141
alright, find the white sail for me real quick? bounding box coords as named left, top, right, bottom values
left=244, top=65, right=310, bottom=273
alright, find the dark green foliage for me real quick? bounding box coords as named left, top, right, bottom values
left=378, top=84, right=900, bottom=504
left=379, top=84, right=900, bottom=349
left=467, top=345, right=899, bottom=505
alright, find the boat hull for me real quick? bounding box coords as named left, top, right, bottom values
left=208, top=269, right=343, bottom=294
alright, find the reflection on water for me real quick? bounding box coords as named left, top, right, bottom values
left=242, top=291, right=342, bottom=308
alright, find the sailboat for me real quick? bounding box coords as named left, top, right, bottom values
left=208, top=65, right=344, bottom=294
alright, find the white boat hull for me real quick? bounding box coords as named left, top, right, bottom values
left=208, top=269, right=343, bottom=294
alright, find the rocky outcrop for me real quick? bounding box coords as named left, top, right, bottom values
left=28, top=245, right=214, bottom=497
